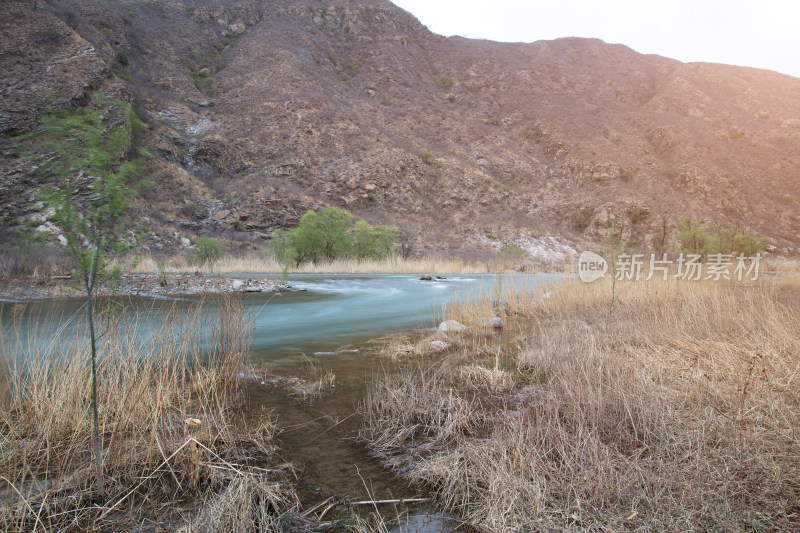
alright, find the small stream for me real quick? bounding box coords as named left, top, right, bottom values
left=1, top=273, right=559, bottom=531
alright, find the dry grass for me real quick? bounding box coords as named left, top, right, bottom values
left=0, top=295, right=297, bottom=531
left=437, top=274, right=548, bottom=327
left=362, top=277, right=800, bottom=531
left=125, top=253, right=562, bottom=275
left=0, top=243, right=74, bottom=281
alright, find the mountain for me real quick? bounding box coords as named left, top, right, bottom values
left=2, top=0, right=799, bottom=261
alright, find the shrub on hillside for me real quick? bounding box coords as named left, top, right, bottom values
left=192, top=236, right=222, bottom=271
left=676, top=217, right=767, bottom=257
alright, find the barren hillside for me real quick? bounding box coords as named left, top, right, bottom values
left=2, top=0, right=799, bottom=261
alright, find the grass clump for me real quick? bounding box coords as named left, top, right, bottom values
left=436, top=77, right=453, bottom=90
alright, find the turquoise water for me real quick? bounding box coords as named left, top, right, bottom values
left=245, top=273, right=553, bottom=363
left=0, top=273, right=559, bottom=368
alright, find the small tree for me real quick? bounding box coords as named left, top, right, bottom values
left=267, top=228, right=298, bottom=266
left=676, top=217, right=713, bottom=257
left=32, top=95, right=147, bottom=496
left=652, top=202, right=672, bottom=255
left=732, top=230, right=768, bottom=256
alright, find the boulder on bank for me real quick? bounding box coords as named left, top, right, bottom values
left=438, top=320, right=467, bottom=333
left=429, top=339, right=451, bottom=352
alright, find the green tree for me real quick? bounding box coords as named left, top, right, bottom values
left=731, top=230, right=768, bottom=256
left=294, top=207, right=353, bottom=263
left=676, top=217, right=714, bottom=256
left=267, top=228, right=298, bottom=266
left=192, top=236, right=222, bottom=271
left=353, top=220, right=398, bottom=259
left=31, top=94, right=147, bottom=496
left=677, top=217, right=767, bottom=258
left=269, top=208, right=399, bottom=265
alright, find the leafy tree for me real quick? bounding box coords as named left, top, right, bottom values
left=192, top=236, right=222, bottom=271
left=294, top=207, right=353, bottom=263
left=268, top=208, right=399, bottom=265
left=677, top=217, right=767, bottom=258
left=267, top=228, right=298, bottom=266
left=30, top=94, right=147, bottom=496
left=676, top=217, right=714, bottom=256
left=731, top=230, right=768, bottom=256
left=353, top=220, right=398, bottom=259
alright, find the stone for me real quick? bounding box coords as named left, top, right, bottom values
left=438, top=320, right=467, bottom=333
left=477, top=317, right=504, bottom=329
left=429, top=340, right=450, bottom=352
left=420, top=274, right=432, bottom=280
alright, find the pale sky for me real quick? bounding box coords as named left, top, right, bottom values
left=391, top=0, right=800, bottom=79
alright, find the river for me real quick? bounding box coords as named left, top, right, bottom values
left=1, top=273, right=558, bottom=531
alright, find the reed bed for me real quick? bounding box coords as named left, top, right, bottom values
left=0, top=295, right=297, bottom=531
left=362, top=277, right=800, bottom=531
left=126, top=253, right=556, bottom=275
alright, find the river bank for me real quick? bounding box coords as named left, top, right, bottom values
left=360, top=276, right=800, bottom=531
left=0, top=272, right=298, bottom=301
left=0, top=291, right=452, bottom=532
left=2, top=274, right=510, bottom=531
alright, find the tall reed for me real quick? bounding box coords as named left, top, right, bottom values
left=0, top=294, right=293, bottom=531
left=127, top=253, right=551, bottom=275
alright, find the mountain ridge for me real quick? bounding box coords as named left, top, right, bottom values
left=1, top=0, right=798, bottom=261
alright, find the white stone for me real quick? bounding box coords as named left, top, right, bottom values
left=438, top=320, right=467, bottom=333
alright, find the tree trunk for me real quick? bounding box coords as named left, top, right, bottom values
left=87, top=282, right=105, bottom=496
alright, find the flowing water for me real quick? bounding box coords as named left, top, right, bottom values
left=1, top=273, right=559, bottom=531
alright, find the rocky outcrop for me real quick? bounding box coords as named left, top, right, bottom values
left=0, top=1, right=107, bottom=132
